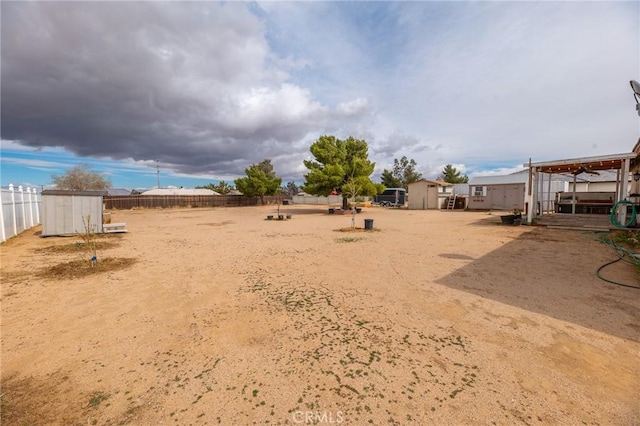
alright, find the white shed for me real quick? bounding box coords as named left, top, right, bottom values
left=407, top=180, right=452, bottom=210
left=41, top=190, right=105, bottom=237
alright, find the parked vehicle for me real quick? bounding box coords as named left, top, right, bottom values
left=374, top=188, right=407, bottom=207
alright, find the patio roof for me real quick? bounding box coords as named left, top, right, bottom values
left=524, top=152, right=638, bottom=174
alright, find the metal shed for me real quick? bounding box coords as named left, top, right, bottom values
left=41, top=190, right=106, bottom=237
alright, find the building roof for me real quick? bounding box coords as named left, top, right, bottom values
left=106, top=188, right=132, bottom=196
left=141, top=188, right=220, bottom=196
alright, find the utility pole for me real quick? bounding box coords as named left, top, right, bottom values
left=156, top=160, right=160, bottom=188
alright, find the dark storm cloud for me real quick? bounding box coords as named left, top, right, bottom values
left=1, top=2, right=362, bottom=177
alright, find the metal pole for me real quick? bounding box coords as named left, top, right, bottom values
left=572, top=174, right=576, bottom=215
left=547, top=173, right=552, bottom=214
left=157, top=160, right=160, bottom=188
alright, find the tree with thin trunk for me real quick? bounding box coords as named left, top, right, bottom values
left=381, top=156, right=423, bottom=189
left=51, top=164, right=111, bottom=191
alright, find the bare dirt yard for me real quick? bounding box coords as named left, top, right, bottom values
left=1, top=205, right=638, bottom=425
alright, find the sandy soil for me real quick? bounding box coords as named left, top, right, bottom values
left=1, top=205, right=639, bottom=425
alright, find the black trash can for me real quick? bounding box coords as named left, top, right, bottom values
left=364, top=218, right=374, bottom=230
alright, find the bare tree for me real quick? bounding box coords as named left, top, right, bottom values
left=52, top=164, right=111, bottom=191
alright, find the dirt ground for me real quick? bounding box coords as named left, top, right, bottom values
left=1, top=205, right=639, bottom=425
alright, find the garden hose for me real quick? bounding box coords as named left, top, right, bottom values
left=596, top=235, right=640, bottom=289
left=609, top=200, right=637, bottom=228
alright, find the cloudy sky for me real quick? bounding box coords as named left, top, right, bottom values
left=2, top=1, right=639, bottom=190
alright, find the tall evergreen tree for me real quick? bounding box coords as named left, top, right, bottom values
left=302, top=135, right=378, bottom=209
left=380, top=156, right=422, bottom=189
left=439, top=164, right=469, bottom=183
left=284, top=181, right=299, bottom=196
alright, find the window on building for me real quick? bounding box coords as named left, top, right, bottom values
left=473, top=186, right=485, bottom=196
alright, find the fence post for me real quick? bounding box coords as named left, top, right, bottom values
left=9, top=184, right=17, bottom=238
left=19, top=185, right=26, bottom=232
left=0, top=187, right=5, bottom=242
left=27, top=187, right=34, bottom=228
left=34, top=188, right=40, bottom=224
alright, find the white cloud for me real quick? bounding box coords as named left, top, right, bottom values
left=2, top=1, right=638, bottom=187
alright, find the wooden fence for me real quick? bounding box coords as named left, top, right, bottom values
left=103, top=195, right=290, bottom=210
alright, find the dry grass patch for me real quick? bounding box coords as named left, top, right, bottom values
left=336, top=227, right=379, bottom=233
left=0, top=270, right=32, bottom=286
left=198, top=221, right=234, bottom=227
left=36, top=257, right=137, bottom=280
left=34, top=240, right=120, bottom=254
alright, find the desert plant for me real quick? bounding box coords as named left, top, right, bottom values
left=342, top=177, right=360, bottom=230
left=78, top=215, right=98, bottom=266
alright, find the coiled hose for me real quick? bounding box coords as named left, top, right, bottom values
left=609, top=200, right=637, bottom=228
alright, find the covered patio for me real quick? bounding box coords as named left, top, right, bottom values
left=533, top=213, right=616, bottom=231
left=524, top=151, right=639, bottom=228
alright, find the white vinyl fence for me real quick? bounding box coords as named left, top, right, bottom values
left=291, top=195, right=345, bottom=205
left=1, top=184, right=42, bottom=243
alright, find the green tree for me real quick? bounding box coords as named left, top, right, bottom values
left=51, top=164, right=112, bottom=191
left=234, top=159, right=282, bottom=204
left=302, top=135, right=378, bottom=209
left=380, top=169, right=402, bottom=189
left=381, top=156, right=422, bottom=190
left=284, top=181, right=299, bottom=196
left=439, top=164, right=469, bottom=183
left=197, top=180, right=234, bottom=195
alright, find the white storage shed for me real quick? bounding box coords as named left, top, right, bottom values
left=41, top=190, right=106, bottom=237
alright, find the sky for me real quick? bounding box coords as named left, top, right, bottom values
left=1, top=1, right=639, bottom=191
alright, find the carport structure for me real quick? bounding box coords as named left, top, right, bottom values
left=524, top=152, right=639, bottom=225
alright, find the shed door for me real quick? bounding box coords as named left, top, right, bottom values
left=427, top=185, right=438, bottom=209
left=488, top=185, right=524, bottom=210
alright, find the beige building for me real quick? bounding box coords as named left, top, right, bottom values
left=407, top=180, right=452, bottom=210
